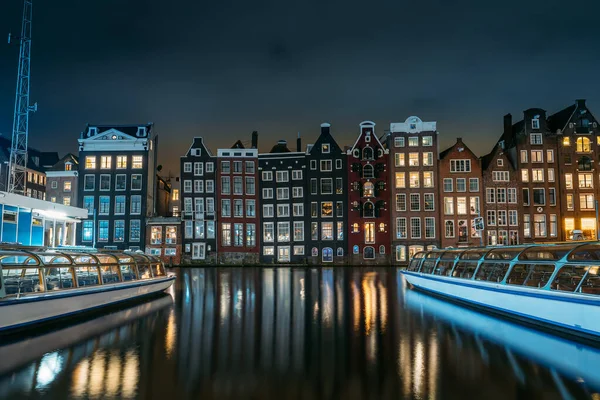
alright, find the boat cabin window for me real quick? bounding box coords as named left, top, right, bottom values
left=579, top=266, right=600, bottom=295
left=550, top=265, right=588, bottom=293
left=1, top=255, right=38, bottom=266
left=100, top=266, right=121, bottom=284
left=420, top=259, right=437, bottom=274
left=452, top=261, right=478, bottom=279
left=153, top=263, right=166, bottom=277
left=519, top=245, right=575, bottom=261
left=407, top=257, right=423, bottom=272
left=567, top=244, right=600, bottom=262
left=484, top=248, right=525, bottom=261
left=75, top=266, right=100, bottom=286
left=45, top=267, right=75, bottom=290
left=40, top=254, right=72, bottom=265
left=3, top=267, right=43, bottom=294
left=475, top=262, right=510, bottom=283
left=460, top=250, right=486, bottom=261
left=120, top=265, right=137, bottom=281
left=137, top=264, right=152, bottom=279
left=434, top=260, right=455, bottom=276
left=506, top=264, right=555, bottom=288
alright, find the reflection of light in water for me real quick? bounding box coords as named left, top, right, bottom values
left=235, top=289, right=243, bottom=319
left=71, top=358, right=89, bottom=398
left=165, top=309, right=177, bottom=359
left=313, top=301, right=319, bottom=321
left=322, top=271, right=333, bottom=328
left=413, top=339, right=425, bottom=398
left=220, top=275, right=231, bottom=325
left=35, top=352, right=62, bottom=388
left=352, top=281, right=360, bottom=332
left=89, top=350, right=106, bottom=399
left=300, top=278, right=305, bottom=300
left=429, top=334, right=438, bottom=400
left=105, top=351, right=121, bottom=397
left=362, top=274, right=377, bottom=336
left=121, top=350, right=139, bottom=399
left=398, top=337, right=411, bottom=397
left=378, top=281, right=388, bottom=333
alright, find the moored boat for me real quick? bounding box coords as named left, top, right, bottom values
left=401, top=242, right=600, bottom=341
left=0, top=248, right=175, bottom=332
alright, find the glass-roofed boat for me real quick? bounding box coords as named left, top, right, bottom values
left=0, top=247, right=175, bottom=332
left=401, top=242, right=600, bottom=341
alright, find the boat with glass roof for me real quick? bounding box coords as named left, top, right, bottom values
left=402, top=242, right=600, bottom=340
left=0, top=247, right=175, bottom=332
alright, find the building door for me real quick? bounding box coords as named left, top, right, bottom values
left=277, top=246, right=290, bottom=262
left=322, top=247, right=333, bottom=263
left=192, top=243, right=205, bottom=260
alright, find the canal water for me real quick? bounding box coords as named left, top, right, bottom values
left=1, top=267, right=599, bottom=399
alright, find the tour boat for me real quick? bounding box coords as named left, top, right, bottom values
left=401, top=242, right=600, bottom=341
left=0, top=247, right=175, bottom=332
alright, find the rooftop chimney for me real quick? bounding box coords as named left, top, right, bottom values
left=320, top=122, right=331, bottom=136
left=576, top=99, right=587, bottom=109
left=297, top=132, right=301, bottom=152
left=251, top=131, right=258, bottom=149
left=503, top=113, right=512, bottom=137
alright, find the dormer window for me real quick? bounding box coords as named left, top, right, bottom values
left=136, top=127, right=147, bottom=137
left=532, top=116, right=540, bottom=130
left=65, top=162, right=72, bottom=171
left=88, top=127, right=98, bottom=137
left=496, top=159, right=503, bottom=167
left=31, top=156, right=39, bottom=166
left=322, top=144, right=330, bottom=153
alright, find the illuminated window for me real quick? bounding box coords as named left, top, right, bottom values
left=100, top=156, right=112, bottom=169
left=116, top=155, right=127, bottom=169
left=364, top=222, right=375, bottom=243
left=63, top=181, right=71, bottom=192
left=563, top=137, right=571, bottom=146
left=363, top=182, right=374, bottom=197
left=409, top=172, right=419, bottom=188
left=579, top=173, right=593, bottom=188
left=352, top=223, right=360, bottom=233
left=395, top=153, right=405, bottom=167
left=395, top=172, right=405, bottom=188
left=565, top=173, right=573, bottom=189
left=65, top=163, right=72, bottom=171
left=85, top=156, right=96, bottom=169
left=151, top=226, right=162, bottom=244
left=321, top=222, right=333, bottom=240
left=321, top=202, right=333, bottom=217
left=423, top=171, right=434, bottom=188
left=172, top=189, right=179, bottom=201
left=132, top=156, right=143, bottom=169
left=577, top=137, right=592, bottom=153
left=409, top=153, right=419, bottom=166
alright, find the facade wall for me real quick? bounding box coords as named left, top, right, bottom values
left=306, top=124, right=347, bottom=265
left=482, top=144, right=520, bottom=246
left=180, top=138, right=217, bottom=263
left=513, top=109, right=561, bottom=243
left=217, top=149, right=259, bottom=264
left=145, top=219, right=182, bottom=265
left=347, top=121, right=390, bottom=265
left=258, top=147, right=307, bottom=264
left=76, top=124, right=155, bottom=250
left=555, top=100, right=600, bottom=241
left=46, top=175, right=78, bottom=206
left=438, top=138, right=483, bottom=248
left=388, top=117, right=439, bottom=264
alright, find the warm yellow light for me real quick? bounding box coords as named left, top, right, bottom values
left=563, top=137, right=571, bottom=146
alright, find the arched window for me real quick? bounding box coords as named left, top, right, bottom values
left=577, top=137, right=591, bottom=152
left=363, top=182, right=374, bottom=197
left=363, top=201, right=375, bottom=218
left=445, top=221, right=455, bottom=238
left=363, top=147, right=374, bottom=160
left=379, top=222, right=385, bottom=232
left=578, top=156, right=593, bottom=171
left=363, top=164, right=374, bottom=179
left=364, top=246, right=375, bottom=259
left=336, top=247, right=344, bottom=256
left=379, top=245, right=385, bottom=254
left=322, top=247, right=333, bottom=262
left=352, top=223, right=360, bottom=232
left=312, top=247, right=318, bottom=257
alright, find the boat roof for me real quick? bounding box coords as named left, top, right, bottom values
left=0, top=247, right=161, bottom=267
left=413, top=241, right=600, bottom=263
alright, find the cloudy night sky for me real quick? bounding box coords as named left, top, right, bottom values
left=1, top=0, right=599, bottom=173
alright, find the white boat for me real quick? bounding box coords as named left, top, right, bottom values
left=401, top=243, right=600, bottom=341
left=0, top=247, right=175, bottom=332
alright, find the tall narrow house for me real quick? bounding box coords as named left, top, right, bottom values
left=216, top=135, right=259, bottom=264
left=306, top=123, right=347, bottom=264
left=180, top=137, right=217, bottom=262
left=438, top=138, right=483, bottom=248
left=500, top=110, right=560, bottom=242
left=258, top=137, right=307, bottom=263
left=347, top=121, right=390, bottom=264
left=77, top=124, right=157, bottom=250
left=387, top=116, right=439, bottom=264
left=551, top=99, right=599, bottom=240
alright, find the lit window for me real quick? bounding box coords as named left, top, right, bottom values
left=132, top=156, right=143, bottom=169
left=116, top=155, right=127, bottom=169
left=63, top=181, right=72, bottom=192
left=85, top=156, right=96, bottom=169
left=100, top=156, right=112, bottom=169
left=563, top=137, right=571, bottom=146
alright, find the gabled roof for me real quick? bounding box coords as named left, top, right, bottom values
left=308, top=123, right=344, bottom=155
left=231, top=140, right=245, bottom=149
left=182, top=137, right=214, bottom=157
left=439, top=138, right=479, bottom=161
left=547, top=104, right=576, bottom=132
left=84, top=123, right=153, bottom=138
left=49, top=153, right=79, bottom=171
left=347, top=121, right=387, bottom=153
left=269, top=140, right=291, bottom=153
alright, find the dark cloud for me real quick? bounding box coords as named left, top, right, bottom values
left=0, top=0, right=599, bottom=172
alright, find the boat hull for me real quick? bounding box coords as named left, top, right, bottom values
left=0, top=277, right=175, bottom=332
left=402, top=271, right=600, bottom=340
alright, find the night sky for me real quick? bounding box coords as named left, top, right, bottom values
left=1, top=0, right=599, bottom=174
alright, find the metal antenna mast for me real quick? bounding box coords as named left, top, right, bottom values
left=8, top=0, right=37, bottom=195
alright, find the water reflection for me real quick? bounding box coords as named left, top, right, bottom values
left=0, top=268, right=599, bottom=399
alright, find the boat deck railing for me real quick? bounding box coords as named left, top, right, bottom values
left=0, top=248, right=167, bottom=299
left=406, top=241, right=600, bottom=296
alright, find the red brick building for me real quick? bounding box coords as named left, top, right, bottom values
left=347, top=121, right=390, bottom=264
left=145, top=217, right=182, bottom=265
left=438, top=138, right=483, bottom=248
left=216, top=141, right=259, bottom=264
